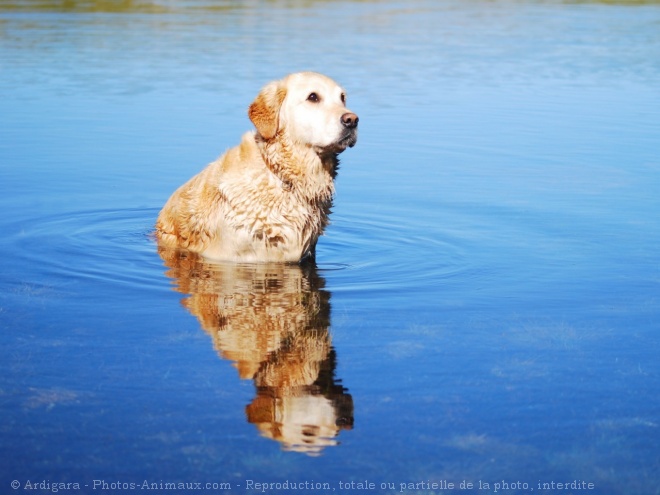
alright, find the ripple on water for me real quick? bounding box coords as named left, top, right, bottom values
left=7, top=208, right=165, bottom=292
left=6, top=206, right=475, bottom=303
left=318, top=210, right=474, bottom=299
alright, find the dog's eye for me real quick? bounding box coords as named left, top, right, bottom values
left=340, top=93, right=346, bottom=104
left=307, top=92, right=320, bottom=103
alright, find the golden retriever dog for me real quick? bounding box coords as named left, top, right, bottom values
left=155, top=72, right=358, bottom=262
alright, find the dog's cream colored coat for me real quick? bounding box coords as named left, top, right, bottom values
left=155, top=72, right=358, bottom=262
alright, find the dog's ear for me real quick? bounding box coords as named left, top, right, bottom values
left=248, top=80, right=287, bottom=140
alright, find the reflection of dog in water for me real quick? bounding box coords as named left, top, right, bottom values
left=159, top=247, right=353, bottom=455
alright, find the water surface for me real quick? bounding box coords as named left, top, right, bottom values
left=1, top=1, right=659, bottom=494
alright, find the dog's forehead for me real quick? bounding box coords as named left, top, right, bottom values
left=286, top=72, right=343, bottom=96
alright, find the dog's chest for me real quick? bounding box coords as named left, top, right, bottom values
left=218, top=173, right=332, bottom=261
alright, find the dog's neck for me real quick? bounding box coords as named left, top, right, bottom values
left=255, top=132, right=337, bottom=202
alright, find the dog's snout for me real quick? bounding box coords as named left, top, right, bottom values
left=341, top=112, right=359, bottom=129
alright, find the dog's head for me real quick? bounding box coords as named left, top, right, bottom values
left=248, top=72, right=358, bottom=154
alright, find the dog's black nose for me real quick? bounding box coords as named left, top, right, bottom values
left=341, top=112, right=359, bottom=129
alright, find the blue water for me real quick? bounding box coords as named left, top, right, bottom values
left=1, top=1, right=659, bottom=494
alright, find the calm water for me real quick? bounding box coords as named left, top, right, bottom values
left=1, top=1, right=659, bottom=494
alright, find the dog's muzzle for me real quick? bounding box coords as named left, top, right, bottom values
left=341, top=112, right=359, bottom=130
left=339, top=112, right=359, bottom=149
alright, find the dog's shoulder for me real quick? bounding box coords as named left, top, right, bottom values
left=219, top=132, right=263, bottom=176
left=155, top=134, right=262, bottom=252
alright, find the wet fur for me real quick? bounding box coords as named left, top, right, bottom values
left=155, top=72, right=357, bottom=263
